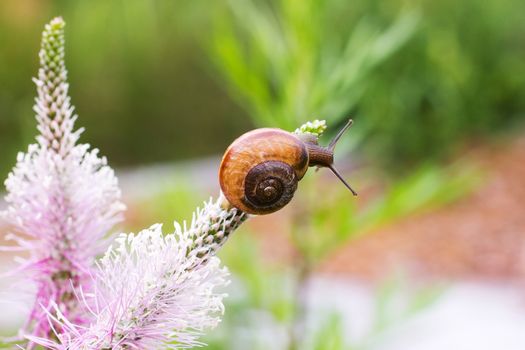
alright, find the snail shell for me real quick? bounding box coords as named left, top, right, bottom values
left=219, top=129, right=308, bottom=215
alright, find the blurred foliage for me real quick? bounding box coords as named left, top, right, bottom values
left=1, top=0, right=523, bottom=180
left=0, top=0, right=250, bottom=179
left=204, top=233, right=444, bottom=350
left=126, top=178, right=205, bottom=229
left=311, top=315, right=346, bottom=350
left=292, top=162, right=481, bottom=264
left=210, top=0, right=525, bottom=171
left=209, top=0, right=419, bottom=130
left=358, top=0, right=525, bottom=170
left=309, top=277, right=443, bottom=350
left=0, top=341, right=16, bottom=349
left=205, top=234, right=294, bottom=350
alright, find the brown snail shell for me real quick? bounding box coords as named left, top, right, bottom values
left=219, top=121, right=357, bottom=215
left=219, top=129, right=308, bottom=214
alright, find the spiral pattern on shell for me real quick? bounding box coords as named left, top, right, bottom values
left=243, top=161, right=297, bottom=214
left=219, top=128, right=309, bottom=215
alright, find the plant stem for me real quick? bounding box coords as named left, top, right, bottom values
left=288, top=235, right=314, bottom=350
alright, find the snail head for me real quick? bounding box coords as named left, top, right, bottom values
left=297, top=119, right=357, bottom=196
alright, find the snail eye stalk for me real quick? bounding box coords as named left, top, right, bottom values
left=328, top=119, right=353, bottom=151
left=328, top=165, right=357, bottom=196
left=328, top=119, right=357, bottom=196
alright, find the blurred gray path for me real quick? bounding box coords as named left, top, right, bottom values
left=117, top=156, right=222, bottom=199
left=306, top=278, right=525, bottom=350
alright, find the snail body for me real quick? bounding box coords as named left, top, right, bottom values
left=219, top=121, right=356, bottom=215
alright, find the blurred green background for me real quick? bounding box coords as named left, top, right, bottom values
left=0, top=0, right=250, bottom=178
left=1, top=0, right=525, bottom=349
left=1, top=0, right=523, bottom=178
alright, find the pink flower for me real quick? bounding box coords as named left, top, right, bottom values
left=32, top=197, right=246, bottom=349
left=1, top=17, right=124, bottom=344
left=3, top=16, right=248, bottom=350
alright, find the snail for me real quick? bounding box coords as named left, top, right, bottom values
left=219, top=119, right=357, bottom=215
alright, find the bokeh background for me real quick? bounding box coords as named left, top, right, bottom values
left=1, top=0, right=525, bottom=349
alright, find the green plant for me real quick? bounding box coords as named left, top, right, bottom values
left=285, top=163, right=477, bottom=349
left=0, top=0, right=247, bottom=179
left=210, top=0, right=525, bottom=171
left=210, top=0, right=419, bottom=131
left=124, top=176, right=205, bottom=232
left=350, top=0, right=525, bottom=169
left=205, top=230, right=446, bottom=350
left=292, top=162, right=481, bottom=264
left=308, top=276, right=443, bottom=350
